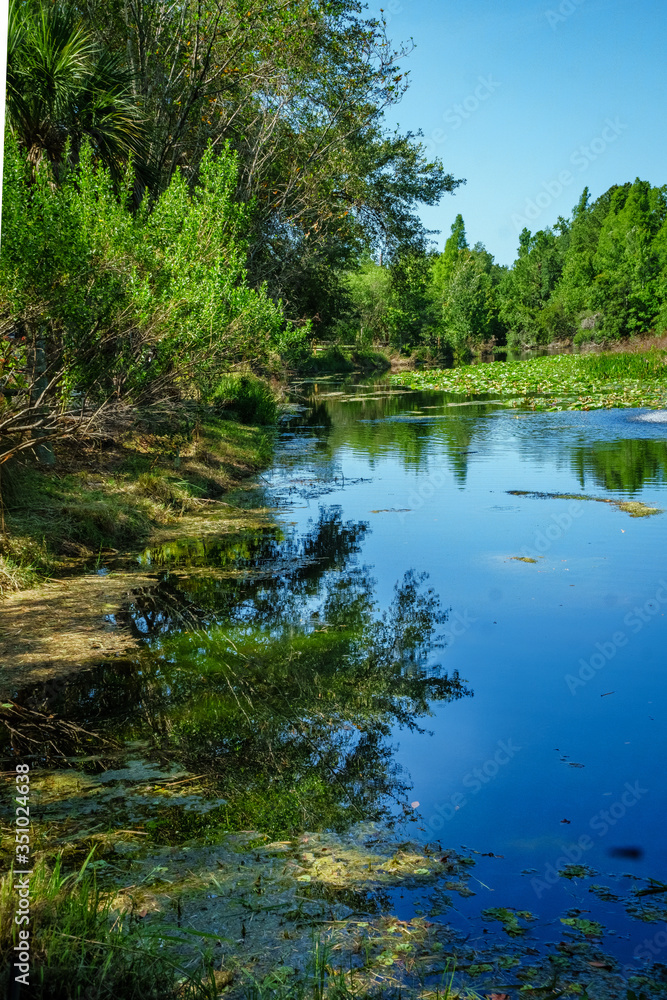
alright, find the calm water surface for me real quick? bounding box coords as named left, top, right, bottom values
left=7, top=378, right=667, bottom=976
left=267, top=380, right=667, bottom=966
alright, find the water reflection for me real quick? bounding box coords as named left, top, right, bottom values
left=288, top=387, right=667, bottom=494
left=7, top=508, right=470, bottom=839
left=570, top=437, right=667, bottom=493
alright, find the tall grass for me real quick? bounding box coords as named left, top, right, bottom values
left=0, top=852, right=215, bottom=999
left=581, top=348, right=667, bottom=380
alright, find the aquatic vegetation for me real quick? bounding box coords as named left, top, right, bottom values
left=481, top=907, right=536, bottom=937
left=0, top=854, right=217, bottom=1000
left=560, top=916, right=605, bottom=937
left=508, top=490, right=663, bottom=517
left=559, top=864, right=597, bottom=879
left=390, top=351, right=667, bottom=410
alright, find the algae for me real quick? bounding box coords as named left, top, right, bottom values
left=508, top=489, right=663, bottom=517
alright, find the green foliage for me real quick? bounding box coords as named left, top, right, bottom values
left=431, top=213, right=468, bottom=301
left=495, top=179, right=667, bottom=348
left=0, top=854, right=214, bottom=999
left=438, top=246, right=505, bottom=354
left=211, top=374, right=279, bottom=425
left=390, top=350, right=667, bottom=411
left=6, top=0, right=146, bottom=181
left=0, top=134, right=293, bottom=411
left=2, top=0, right=465, bottom=403
left=499, top=225, right=568, bottom=347
left=386, top=250, right=437, bottom=352
left=72, top=0, right=462, bottom=332
left=337, top=258, right=394, bottom=346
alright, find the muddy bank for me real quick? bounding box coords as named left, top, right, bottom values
left=0, top=406, right=275, bottom=595
left=0, top=500, right=276, bottom=693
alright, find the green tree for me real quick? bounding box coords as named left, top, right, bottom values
left=6, top=0, right=145, bottom=181
left=591, top=179, right=667, bottom=340
left=0, top=133, right=290, bottom=435
left=498, top=225, right=568, bottom=347
left=431, top=213, right=468, bottom=304
left=442, top=245, right=504, bottom=354
left=337, top=257, right=394, bottom=346
left=78, top=0, right=462, bottom=328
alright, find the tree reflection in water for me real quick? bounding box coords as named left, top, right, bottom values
left=9, top=508, right=470, bottom=839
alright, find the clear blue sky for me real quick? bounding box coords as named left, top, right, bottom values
left=366, top=0, right=665, bottom=265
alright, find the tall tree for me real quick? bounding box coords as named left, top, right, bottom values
left=77, top=0, right=462, bottom=323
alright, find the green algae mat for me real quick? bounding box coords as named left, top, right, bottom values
left=390, top=350, right=667, bottom=410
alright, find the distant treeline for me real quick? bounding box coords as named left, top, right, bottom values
left=338, top=180, right=667, bottom=359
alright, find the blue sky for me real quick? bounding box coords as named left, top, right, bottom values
left=366, top=0, right=665, bottom=265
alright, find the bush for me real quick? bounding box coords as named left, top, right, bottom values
left=211, top=374, right=278, bottom=424
left=0, top=135, right=288, bottom=416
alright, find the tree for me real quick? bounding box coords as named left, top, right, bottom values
left=498, top=226, right=568, bottom=347
left=442, top=245, right=503, bottom=353
left=6, top=0, right=146, bottom=182
left=591, top=179, right=667, bottom=340
left=431, top=213, right=468, bottom=304
left=77, top=0, right=462, bottom=326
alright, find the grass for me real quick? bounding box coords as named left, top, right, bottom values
left=0, top=407, right=275, bottom=594
left=390, top=349, right=667, bottom=410
left=0, top=849, right=479, bottom=1000
left=0, top=853, right=217, bottom=1000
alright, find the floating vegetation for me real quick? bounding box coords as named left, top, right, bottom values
left=390, top=350, right=667, bottom=410
left=508, top=489, right=663, bottom=517
left=560, top=864, right=598, bottom=879
left=481, top=906, right=536, bottom=937
left=561, top=916, right=605, bottom=937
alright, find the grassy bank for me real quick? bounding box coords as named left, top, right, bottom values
left=391, top=349, right=667, bottom=410
left=0, top=405, right=274, bottom=595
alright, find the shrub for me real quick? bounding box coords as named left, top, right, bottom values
left=211, top=374, right=278, bottom=425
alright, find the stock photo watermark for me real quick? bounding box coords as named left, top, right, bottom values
left=518, top=500, right=583, bottom=560
left=565, top=578, right=667, bottom=694
left=545, top=0, right=589, bottom=30
left=628, top=923, right=667, bottom=968
left=12, top=763, right=32, bottom=989
left=511, top=117, right=627, bottom=232
left=421, top=75, right=501, bottom=157
left=424, top=738, right=521, bottom=832
left=531, top=779, right=648, bottom=898
left=380, top=0, right=409, bottom=22
left=397, top=462, right=448, bottom=523
left=443, top=608, right=478, bottom=645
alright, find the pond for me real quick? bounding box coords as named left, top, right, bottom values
left=3, top=377, right=667, bottom=996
